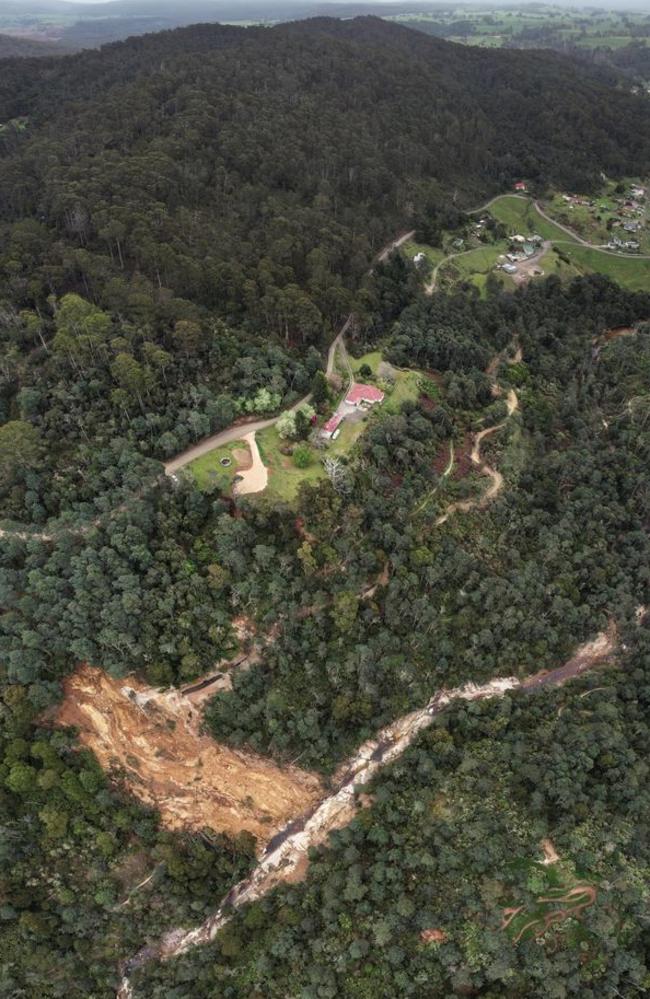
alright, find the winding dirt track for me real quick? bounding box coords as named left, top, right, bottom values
left=467, top=193, right=650, bottom=260
left=117, top=623, right=621, bottom=997
left=436, top=345, right=520, bottom=526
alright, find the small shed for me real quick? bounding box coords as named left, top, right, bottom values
left=321, top=413, right=344, bottom=439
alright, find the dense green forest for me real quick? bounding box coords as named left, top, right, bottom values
left=4, top=270, right=650, bottom=996
left=137, top=623, right=650, bottom=998
left=2, top=15, right=650, bottom=999
left=1, top=16, right=649, bottom=524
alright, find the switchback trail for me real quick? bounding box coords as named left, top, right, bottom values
left=436, top=343, right=521, bottom=525
left=117, top=623, right=621, bottom=998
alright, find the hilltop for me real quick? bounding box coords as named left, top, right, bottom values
left=1, top=17, right=649, bottom=319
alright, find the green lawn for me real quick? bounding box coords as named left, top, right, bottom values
left=451, top=241, right=510, bottom=277
left=350, top=350, right=421, bottom=411
left=350, top=351, right=384, bottom=375
left=486, top=195, right=650, bottom=289
left=574, top=33, right=649, bottom=49
left=256, top=426, right=325, bottom=501
left=541, top=179, right=650, bottom=253
left=384, top=369, right=421, bottom=412
left=252, top=351, right=424, bottom=502
left=554, top=242, right=650, bottom=292
left=188, top=440, right=248, bottom=491
left=487, top=195, right=574, bottom=242
left=328, top=415, right=368, bottom=454
left=439, top=240, right=517, bottom=294
left=401, top=240, right=446, bottom=277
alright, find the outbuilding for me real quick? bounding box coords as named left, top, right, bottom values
left=321, top=413, right=344, bottom=440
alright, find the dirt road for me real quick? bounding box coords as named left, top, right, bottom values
left=326, top=314, right=353, bottom=378
left=534, top=201, right=650, bottom=258
left=466, top=194, right=650, bottom=260
left=167, top=227, right=414, bottom=478
left=163, top=417, right=278, bottom=477
left=233, top=431, right=268, bottom=496
left=117, top=623, right=621, bottom=997
left=436, top=347, right=520, bottom=526
left=376, top=229, right=416, bottom=263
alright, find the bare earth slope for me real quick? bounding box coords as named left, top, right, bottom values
left=54, top=665, right=322, bottom=844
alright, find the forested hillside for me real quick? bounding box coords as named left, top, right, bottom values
left=0, top=33, right=67, bottom=57
left=1, top=16, right=649, bottom=524
left=2, top=16, right=650, bottom=999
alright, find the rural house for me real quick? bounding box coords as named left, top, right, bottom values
left=346, top=384, right=385, bottom=407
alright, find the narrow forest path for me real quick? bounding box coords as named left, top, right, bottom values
left=117, top=621, right=622, bottom=998
left=435, top=345, right=520, bottom=526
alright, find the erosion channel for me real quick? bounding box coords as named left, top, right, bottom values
left=117, top=620, right=622, bottom=998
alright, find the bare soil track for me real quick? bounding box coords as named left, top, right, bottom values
left=436, top=343, right=520, bottom=525
left=117, top=624, right=622, bottom=997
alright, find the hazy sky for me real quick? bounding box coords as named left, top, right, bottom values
left=5, top=0, right=650, bottom=8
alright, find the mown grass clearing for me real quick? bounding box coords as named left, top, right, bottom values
left=437, top=241, right=518, bottom=295
left=256, top=426, right=326, bottom=501
left=541, top=178, right=650, bottom=253
left=555, top=242, right=650, bottom=292
left=487, top=195, right=573, bottom=242
left=254, top=351, right=422, bottom=502
left=189, top=440, right=249, bottom=491
left=401, top=240, right=446, bottom=276
left=350, top=351, right=383, bottom=375
left=485, top=195, right=650, bottom=290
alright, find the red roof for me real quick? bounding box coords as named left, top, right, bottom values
left=514, top=181, right=527, bottom=191
left=346, top=383, right=385, bottom=405
left=322, top=413, right=343, bottom=434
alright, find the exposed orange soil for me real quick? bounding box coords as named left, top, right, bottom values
left=500, top=906, right=524, bottom=930
left=433, top=441, right=452, bottom=475
left=54, top=665, right=322, bottom=848
left=521, top=620, right=618, bottom=690
left=510, top=885, right=597, bottom=944
left=420, top=928, right=448, bottom=944
left=541, top=838, right=560, bottom=865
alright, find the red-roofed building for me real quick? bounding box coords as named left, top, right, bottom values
left=514, top=181, right=527, bottom=192
left=345, top=383, right=385, bottom=407
left=321, top=413, right=344, bottom=439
